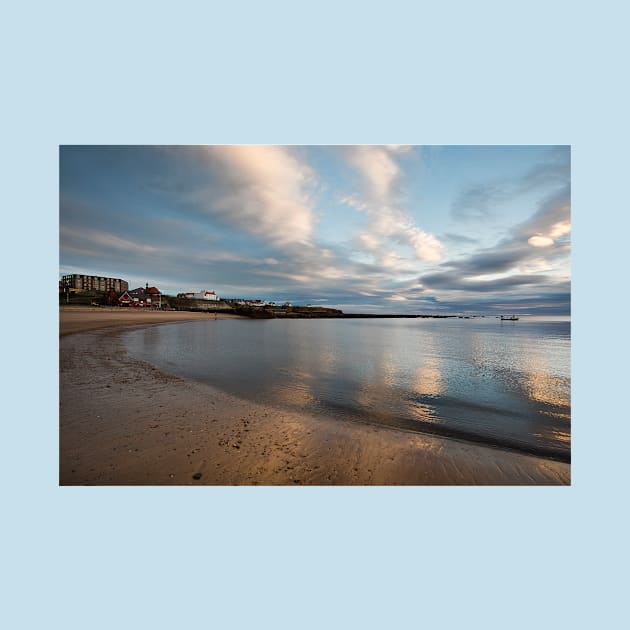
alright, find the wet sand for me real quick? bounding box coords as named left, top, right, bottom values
left=59, top=309, right=570, bottom=485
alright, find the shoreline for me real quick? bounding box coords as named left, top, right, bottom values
left=59, top=305, right=245, bottom=336
left=59, top=309, right=570, bottom=485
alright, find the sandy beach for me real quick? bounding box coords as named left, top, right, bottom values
left=59, top=308, right=570, bottom=485
left=59, top=305, right=241, bottom=336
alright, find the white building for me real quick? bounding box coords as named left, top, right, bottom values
left=178, top=290, right=219, bottom=301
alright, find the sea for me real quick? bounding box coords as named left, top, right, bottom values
left=123, top=316, right=571, bottom=462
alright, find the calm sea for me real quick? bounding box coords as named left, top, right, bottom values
left=123, top=316, right=571, bottom=462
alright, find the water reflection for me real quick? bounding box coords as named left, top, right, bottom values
left=411, top=332, right=443, bottom=397
left=524, top=362, right=570, bottom=408
left=124, top=317, right=571, bottom=459
left=318, top=350, right=337, bottom=376
left=414, top=365, right=443, bottom=397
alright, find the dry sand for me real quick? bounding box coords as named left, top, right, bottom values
left=59, top=308, right=570, bottom=485
left=59, top=305, right=240, bottom=336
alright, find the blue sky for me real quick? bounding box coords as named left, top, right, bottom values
left=59, top=145, right=570, bottom=314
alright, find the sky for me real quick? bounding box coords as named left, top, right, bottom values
left=59, top=145, right=570, bottom=314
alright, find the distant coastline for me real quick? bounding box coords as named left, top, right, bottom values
left=60, top=302, right=493, bottom=320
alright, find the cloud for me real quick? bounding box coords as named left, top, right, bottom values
left=60, top=225, right=161, bottom=256
left=417, top=185, right=571, bottom=310
left=452, top=147, right=570, bottom=221
left=516, top=184, right=571, bottom=245
left=197, top=145, right=317, bottom=247
left=528, top=236, right=554, bottom=247
left=357, top=232, right=380, bottom=250
left=339, top=194, right=369, bottom=212
left=518, top=149, right=570, bottom=193
left=452, top=184, right=509, bottom=220
left=443, top=232, right=479, bottom=245
left=347, top=145, right=401, bottom=203
left=467, top=186, right=570, bottom=274
left=148, top=146, right=434, bottom=294
left=421, top=271, right=551, bottom=293
left=343, top=146, right=444, bottom=264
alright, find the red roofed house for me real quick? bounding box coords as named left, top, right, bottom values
left=145, top=284, right=162, bottom=308
left=117, top=283, right=162, bottom=308
left=117, top=291, right=134, bottom=307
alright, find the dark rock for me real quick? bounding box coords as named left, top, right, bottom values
left=192, top=472, right=202, bottom=480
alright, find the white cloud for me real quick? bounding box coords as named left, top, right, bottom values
left=357, top=232, right=381, bottom=250
left=518, top=186, right=571, bottom=244
left=549, top=220, right=571, bottom=240
left=344, top=146, right=444, bottom=264
left=528, top=235, right=554, bottom=247
left=347, top=146, right=401, bottom=202
left=525, top=200, right=571, bottom=249
left=405, top=223, right=444, bottom=262
left=201, top=145, right=316, bottom=247
left=339, top=194, right=369, bottom=212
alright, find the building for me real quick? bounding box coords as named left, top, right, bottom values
left=226, top=298, right=275, bottom=306
left=145, top=286, right=162, bottom=305
left=117, top=291, right=134, bottom=307
left=61, top=274, right=128, bottom=293
left=176, top=290, right=219, bottom=301
left=118, top=284, right=162, bottom=308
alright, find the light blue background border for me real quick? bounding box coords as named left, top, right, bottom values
left=4, top=1, right=627, bottom=628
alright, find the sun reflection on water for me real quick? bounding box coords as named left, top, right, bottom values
left=414, top=364, right=443, bottom=398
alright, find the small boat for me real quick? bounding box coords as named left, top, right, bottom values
left=500, top=315, right=519, bottom=321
